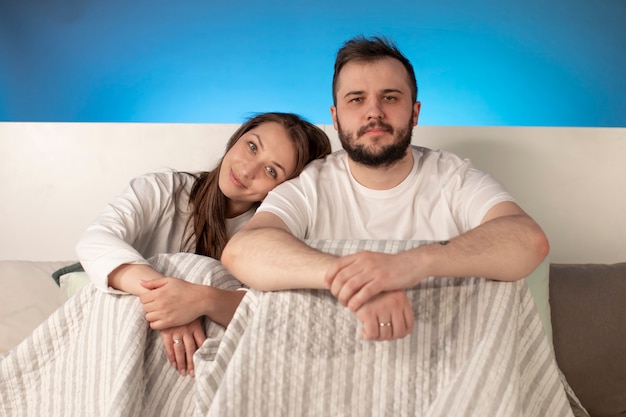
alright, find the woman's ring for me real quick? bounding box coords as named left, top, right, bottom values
left=379, top=322, right=392, bottom=327
left=173, top=339, right=183, bottom=344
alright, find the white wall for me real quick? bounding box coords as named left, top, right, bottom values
left=1, top=123, right=624, bottom=264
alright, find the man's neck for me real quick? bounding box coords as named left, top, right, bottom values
left=347, top=148, right=414, bottom=190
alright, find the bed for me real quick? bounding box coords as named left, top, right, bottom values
left=2, top=123, right=625, bottom=416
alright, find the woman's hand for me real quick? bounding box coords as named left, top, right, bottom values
left=354, top=290, right=414, bottom=341
left=139, top=278, right=207, bottom=329
left=139, top=278, right=247, bottom=329
left=160, top=319, right=206, bottom=377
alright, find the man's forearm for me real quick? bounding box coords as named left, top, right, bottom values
left=221, top=227, right=336, bottom=290
left=410, top=214, right=549, bottom=282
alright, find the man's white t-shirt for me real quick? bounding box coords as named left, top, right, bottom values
left=258, top=146, right=515, bottom=241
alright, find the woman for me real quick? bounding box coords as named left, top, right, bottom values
left=75, top=112, right=331, bottom=376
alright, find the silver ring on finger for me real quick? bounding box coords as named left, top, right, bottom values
left=173, top=339, right=183, bottom=344
left=379, top=322, right=392, bottom=327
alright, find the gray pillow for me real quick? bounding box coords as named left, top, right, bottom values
left=51, top=262, right=84, bottom=286
left=549, top=262, right=626, bottom=417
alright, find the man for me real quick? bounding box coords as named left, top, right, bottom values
left=221, top=35, right=549, bottom=341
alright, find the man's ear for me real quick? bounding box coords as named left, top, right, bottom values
left=412, top=101, right=421, bottom=126
left=330, top=106, right=339, bottom=130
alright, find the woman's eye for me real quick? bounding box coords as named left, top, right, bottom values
left=266, top=166, right=277, bottom=179
left=248, top=141, right=258, bottom=152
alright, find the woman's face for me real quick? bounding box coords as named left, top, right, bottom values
left=219, top=121, right=297, bottom=216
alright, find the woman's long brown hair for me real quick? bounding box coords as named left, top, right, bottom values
left=182, top=112, right=331, bottom=259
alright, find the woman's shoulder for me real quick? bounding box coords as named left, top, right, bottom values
left=122, top=172, right=198, bottom=205
left=130, top=171, right=197, bottom=188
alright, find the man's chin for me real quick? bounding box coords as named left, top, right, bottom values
left=339, top=125, right=412, bottom=167
left=356, top=134, right=396, bottom=149
left=347, top=147, right=407, bottom=167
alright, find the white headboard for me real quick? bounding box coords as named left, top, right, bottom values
left=1, top=123, right=624, bottom=264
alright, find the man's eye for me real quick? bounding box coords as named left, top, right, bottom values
left=349, top=97, right=363, bottom=103
left=384, top=95, right=397, bottom=101
left=248, top=141, right=258, bottom=152
left=266, top=166, right=277, bottom=179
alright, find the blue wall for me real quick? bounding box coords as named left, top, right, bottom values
left=1, top=0, right=624, bottom=126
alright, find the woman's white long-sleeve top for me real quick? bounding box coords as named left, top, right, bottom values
left=76, top=171, right=253, bottom=293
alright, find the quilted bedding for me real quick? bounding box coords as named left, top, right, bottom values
left=0, top=240, right=587, bottom=416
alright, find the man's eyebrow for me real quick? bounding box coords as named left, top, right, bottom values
left=343, top=88, right=405, bottom=99
left=381, top=88, right=404, bottom=95
left=343, top=90, right=364, bottom=99
left=253, top=133, right=287, bottom=177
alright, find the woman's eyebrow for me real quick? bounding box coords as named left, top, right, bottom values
left=252, top=133, right=287, bottom=177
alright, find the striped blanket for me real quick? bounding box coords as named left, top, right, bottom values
left=1, top=240, right=586, bottom=416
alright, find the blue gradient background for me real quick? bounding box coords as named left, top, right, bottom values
left=1, top=0, right=624, bottom=126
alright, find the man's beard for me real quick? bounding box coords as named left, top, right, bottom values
left=337, top=119, right=413, bottom=167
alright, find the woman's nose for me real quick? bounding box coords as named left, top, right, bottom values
left=240, top=161, right=262, bottom=179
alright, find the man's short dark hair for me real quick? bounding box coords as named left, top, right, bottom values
left=332, top=35, right=418, bottom=105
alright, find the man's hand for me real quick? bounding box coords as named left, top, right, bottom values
left=160, top=319, right=206, bottom=377
left=325, top=251, right=421, bottom=312
left=354, top=290, right=414, bottom=341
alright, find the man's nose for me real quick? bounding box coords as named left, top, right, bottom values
left=366, top=98, right=384, bottom=120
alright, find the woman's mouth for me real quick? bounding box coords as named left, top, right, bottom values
left=230, top=170, right=246, bottom=188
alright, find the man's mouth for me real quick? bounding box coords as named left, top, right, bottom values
left=358, top=122, right=393, bottom=137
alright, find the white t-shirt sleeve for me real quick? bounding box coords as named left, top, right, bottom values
left=257, top=180, right=310, bottom=239
left=76, top=172, right=189, bottom=293
left=256, top=157, right=328, bottom=240
left=442, top=157, right=516, bottom=231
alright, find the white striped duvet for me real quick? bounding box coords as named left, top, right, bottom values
left=1, top=240, right=587, bottom=417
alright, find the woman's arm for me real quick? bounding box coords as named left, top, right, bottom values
left=108, top=263, right=164, bottom=296
left=76, top=172, right=193, bottom=292
left=139, top=278, right=247, bottom=329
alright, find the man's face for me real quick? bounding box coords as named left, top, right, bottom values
left=330, top=57, right=421, bottom=167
